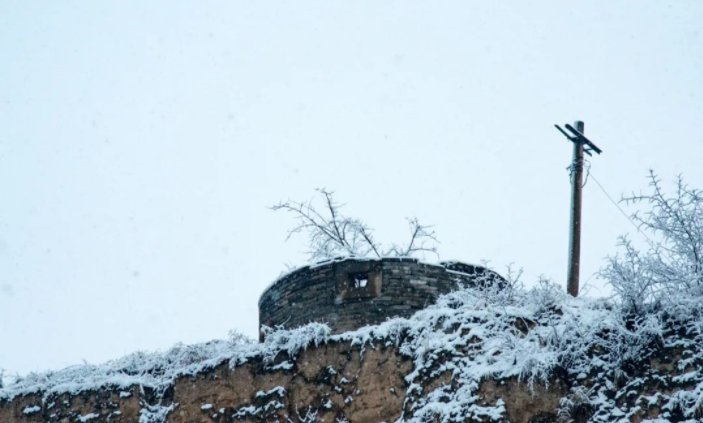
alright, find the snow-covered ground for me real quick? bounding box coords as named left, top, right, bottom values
left=3, top=276, right=703, bottom=422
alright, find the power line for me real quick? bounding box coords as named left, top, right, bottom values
left=586, top=170, right=657, bottom=248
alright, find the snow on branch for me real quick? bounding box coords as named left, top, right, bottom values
left=603, top=171, right=703, bottom=312
left=386, top=217, right=439, bottom=258
left=272, top=189, right=438, bottom=261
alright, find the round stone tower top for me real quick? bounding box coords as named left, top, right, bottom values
left=258, top=257, right=504, bottom=338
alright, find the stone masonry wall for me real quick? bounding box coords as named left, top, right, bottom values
left=258, top=258, right=503, bottom=337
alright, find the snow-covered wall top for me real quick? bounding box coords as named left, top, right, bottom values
left=258, top=257, right=505, bottom=338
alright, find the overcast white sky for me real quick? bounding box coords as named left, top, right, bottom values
left=1, top=1, right=702, bottom=376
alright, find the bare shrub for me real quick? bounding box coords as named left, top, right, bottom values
left=602, top=171, right=703, bottom=312
left=272, top=189, right=438, bottom=261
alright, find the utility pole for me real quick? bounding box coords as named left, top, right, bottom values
left=554, top=121, right=602, bottom=297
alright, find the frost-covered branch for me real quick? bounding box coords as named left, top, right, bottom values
left=272, top=189, right=438, bottom=261
left=387, top=218, right=439, bottom=258
left=271, top=189, right=381, bottom=261
left=604, top=171, right=703, bottom=312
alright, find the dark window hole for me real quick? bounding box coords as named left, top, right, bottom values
left=349, top=272, right=369, bottom=289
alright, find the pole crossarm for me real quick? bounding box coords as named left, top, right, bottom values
left=554, top=123, right=603, bottom=156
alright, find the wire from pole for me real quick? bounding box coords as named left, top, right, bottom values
left=587, top=170, right=657, bottom=249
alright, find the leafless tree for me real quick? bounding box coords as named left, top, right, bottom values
left=272, top=189, right=438, bottom=262
left=602, top=171, right=703, bottom=312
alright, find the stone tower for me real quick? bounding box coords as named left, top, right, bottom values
left=258, top=257, right=504, bottom=339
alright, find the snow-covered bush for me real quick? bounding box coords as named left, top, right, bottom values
left=602, top=171, right=703, bottom=313
left=0, top=333, right=257, bottom=400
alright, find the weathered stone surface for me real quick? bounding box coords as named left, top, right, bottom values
left=481, top=379, right=567, bottom=423
left=0, top=387, right=140, bottom=422
left=168, top=342, right=410, bottom=423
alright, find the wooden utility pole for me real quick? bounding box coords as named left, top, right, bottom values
left=554, top=121, right=602, bottom=297
left=566, top=121, right=585, bottom=297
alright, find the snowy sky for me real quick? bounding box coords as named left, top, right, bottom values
left=1, top=1, right=702, bottom=376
